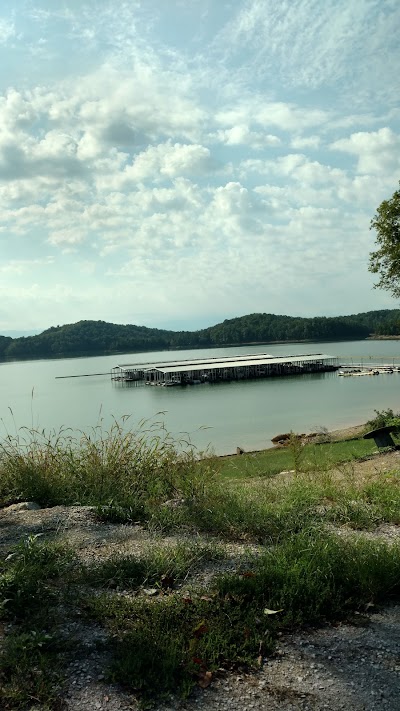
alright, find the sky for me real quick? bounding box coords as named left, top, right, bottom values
left=0, top=0, right=400, bottom=335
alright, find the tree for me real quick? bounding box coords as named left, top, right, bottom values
left=369, top=181, right=400, bottom=297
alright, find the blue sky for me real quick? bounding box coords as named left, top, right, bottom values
left=0, top=0, right=400, bottom=334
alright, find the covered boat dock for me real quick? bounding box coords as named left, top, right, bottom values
left=112, top=352, right=338, bottom=386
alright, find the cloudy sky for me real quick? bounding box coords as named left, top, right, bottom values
left=1, top=0, right=400, bottom=334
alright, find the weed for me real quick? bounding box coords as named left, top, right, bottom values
left=1, top=419, right=399, bottom=706
left=287, top=432, right=305, bottom=474
left=216, top=528, right=400, bottom=626
left=362, top=476, right=400, bottom=524
left=0, top=535, right=74, bottom=621
left=365, top=408, right=400, bottom=432
left=82, top=541, right=224, bottom=590
left=0, top=537, right=73, bottom=708
left=82, top=529, right=400, bottom=702
left=85, top=592, right=274, bottom=701
left=0, top=629, right=66, bottom=709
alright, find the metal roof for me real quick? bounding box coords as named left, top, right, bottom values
left=117, top=352, right=273, bottom=370
left=150, top=354, right=335, bottom=374
left=117, top=352, right=331, bottom=372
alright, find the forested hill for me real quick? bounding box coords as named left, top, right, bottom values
left=1, top=310, right=400, bottom=359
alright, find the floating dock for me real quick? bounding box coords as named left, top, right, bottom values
left=112, top=353, right=339, bottom=386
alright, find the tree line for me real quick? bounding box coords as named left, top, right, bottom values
left=1, top=310, right=400, bottom=359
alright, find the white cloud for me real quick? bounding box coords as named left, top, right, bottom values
left=291, top=135, right=321, bottom=150
left=0, top=257, right=54, bottom=275
left=94, top=142, right=213, bottom=193
left=331, top=127, right=400, bottom=174
left=216, top=100, right=328, bottom=132
left=210, top=0, right=400, bottom=104
left=213, top=125, right=280, bottom=150
left=0, top=0, right=399, bottom=330
left=0, top=18, right=15, bottom=44
left=48, top=229, right=88, bottom=246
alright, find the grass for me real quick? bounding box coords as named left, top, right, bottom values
left=0, top=418, right=399, bottom=705
left=0, top=534, right=73, bottom=621
left=216, top=528, right=400, bottom=625
left=217, top=437, right=377, bottom=480
left=83, top=528, right=400, bottom=702
left=0, top=629, right=67, bottom=710
left=85, top=591, right=274, bottom=700
left=81, top=540, right=225, bottom=590
left=0, top=416, right=216, bottom=514
left=0, top=536, right=74, bottom=709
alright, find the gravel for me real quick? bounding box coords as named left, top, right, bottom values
left=1, top=495, right=399, bottom=711
left=58, top=605, right=400, bottom=711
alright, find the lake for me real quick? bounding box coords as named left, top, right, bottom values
left=1, top=340, right=400, bottom=455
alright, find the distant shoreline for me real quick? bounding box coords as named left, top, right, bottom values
left=0, top=337, right=380, bottom=365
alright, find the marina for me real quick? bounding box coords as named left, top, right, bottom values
left=2, top=340, right=400, bottom=455
left=338, top=364, right=400, bottom=376
left=111, top=352, right=339, bottom=386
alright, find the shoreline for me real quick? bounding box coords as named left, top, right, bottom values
left=218, top=422, right=367, bottom=460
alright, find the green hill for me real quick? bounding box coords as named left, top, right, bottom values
left=1, top=310, right=400, bottom=359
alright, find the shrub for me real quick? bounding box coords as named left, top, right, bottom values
left=365, top=408, right=400, bottom=431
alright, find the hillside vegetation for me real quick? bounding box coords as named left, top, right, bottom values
left=1, top=309, right=400, bottom=359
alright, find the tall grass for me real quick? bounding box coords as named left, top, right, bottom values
left=1, top=418, right=398, bottom=541
left=0, top=416, right=216, bottom=515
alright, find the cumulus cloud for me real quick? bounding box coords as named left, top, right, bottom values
left=330, top=127, right=400, bottom=175
left=96, top=142, right=213, bottom=191
left=216, top=100, right=328, bottom=133
left=213, top=125, right=281, bottom=150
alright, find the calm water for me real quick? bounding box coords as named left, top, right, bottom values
left=1, top=341, right=400, bottom=455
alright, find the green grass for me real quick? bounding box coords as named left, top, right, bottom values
left=84, top=588, right=274, bottom=699
left=0, top=417, right=217, bottom=514
left=0, top=534, right=74, bottom=621
left=0, top=630, right=67, bottom=710
left=82, top=528, right=400, bottom=702
left=217, top=438, right=377, bottom=480
left=81, top=541, right=224, bottom=590
left=0, top=536, right=74, bottom=709
left=0, top=419, right=400, bottom=705
left=216, top=529, right=400, bottom=625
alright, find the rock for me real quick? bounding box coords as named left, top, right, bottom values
left=5, top=501, right=41, bottom=512
left=271, top=432, right=291, bottom=443
left=162, top=498, right=185, bottom=509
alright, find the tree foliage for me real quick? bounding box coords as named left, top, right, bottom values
left=369, top=181, right=400, bottom=297
left=1, top=311, right=400, bottom=360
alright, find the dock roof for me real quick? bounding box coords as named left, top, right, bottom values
left=117, top=352, right=334, bottom=373
left=118, top=352, right=273, bottom=370
left=149, top=354, right=335, bottom=374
